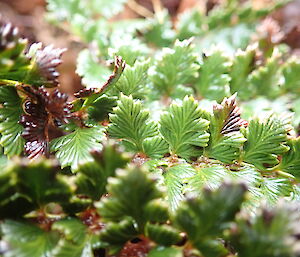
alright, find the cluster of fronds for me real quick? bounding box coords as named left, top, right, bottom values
left=1, top=0, right=300, bottom=256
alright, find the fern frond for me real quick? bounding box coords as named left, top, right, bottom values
left=160, top=96, right=210, bottom=159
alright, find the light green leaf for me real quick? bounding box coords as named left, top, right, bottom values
left=230, top=44, right=256, bottom=98
left=143, top=10, right=175, bottom=47
left=90, top=0, right=126, bottom=19
left=76, top=49, right=110, bottom=88
left=112, top=59, right=150, bottom=98
left=1, top=220, right=59, bottom=257
left=248, top=48, right=281, bottom=98
left=259, top=177, right=292, bottom=204
left=0, top=87, right=25, bottom=157
left=160, top=96, right=210, bottom=159
left=109, top=94, right=165, bottom=157
left=177, top=9, right=203, bottom=40
left=187, top=164, right=228, bottom=194
left=195, top=48, right=231, bottom=102
left=278, top=138, right=300, bottom=179
left=150, top=39, right=199, bottom=97
left=50, top=126, right=105, bottom=171
left=164, top=163, right=196, bottom=211
left=243, top=114, right=290, bottom=170
left=282, top=56, right=300, bottom=93
left=108, top=37, right=149, bottom=66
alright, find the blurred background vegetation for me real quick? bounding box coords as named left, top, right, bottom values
left=1, top=0, right=299, bottom=95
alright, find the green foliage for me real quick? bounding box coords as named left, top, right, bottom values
left=163, top=163, right=196, bottom=211
left=0, top=87, right=25, bottom=157
left=76, top=49, right=111, bottom=88
left=195, top=49, right=231, bottom=102
left=176, top=9, right=203, bottom=40
left=148, top=247, right=183, bottom=257
left=175, top=183, right=247, bottom=257
left=230, top=205, right=300, bottom=257
left=149, top=39, right=199, bottom=97
left=282, top=56, right=300, bottom=93
left=51, top=218, right=93, bottom=257
left=112, top=59, right=150, bottom=98
left=97, top=167, right=175, bottom=251
left=242, top=114, right=290, bottom=170
left=0, top=159, right=71, bottom=218
left=86, top=95, right=117, bottom=122
left=50, top=126, right=105, bottom=171
left=97, top=166, right=162, bottom=228
left=206, top=95, right=246, bottom=163
left=2, top=1, right=300, bottom=256
left=278, top=138, right=300, bottom=179
left=230, top=45, right=256, bottom=97
left=1, top=220, right=59, bottom=257
left=108, top=94, right=168, bottom=157
left=248, top=48, right=281, bottom=98
left=160, top=96, right=210, bottom=159
left=75, top=142, right=130, bottom=200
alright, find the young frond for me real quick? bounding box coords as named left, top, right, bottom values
left=149, top=39, right=199, bottom=97
left=160, top=96, right=210, bottom=159
left=243, top=114, right=290, bottom=169
left=206, top=94, right=247, bottom=163
left=50, top=126, right=105, bottom=171
left=195, top=48, right=231, bottom=102
left=108, top=94, right=166, bottom=157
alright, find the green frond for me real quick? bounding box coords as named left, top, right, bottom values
left=1, top=220, right=59, bottom=257
left=50, top=126, right=105, bottom=172
left=108, top=94, right=166, bottom=157
left=278, top=138, right=300, bottom=179
left=282, top=56, right=300, bottom=93
left=112, top=59, right=150, bottom=98
left=176, top=9, right=203, bottom=40
left=97, top=166, right=162, bottom=229
left=163, top=163, right=196, bottom=211
left=0, top=87, right=25, bottom=157
left=160, top=96, right=210, bottom=159
left=195, top=48, right=231, bottom=102
left=206, top=95, right=246, bottom=163
left=187, top=164, right=228, bottom=193
left=230, top=204, right=300, bottom=257
left=258, top=177, right=292, bottom=204
left=150, top=39, right=199, bottom=97
left=230, top=44, right=256, bottom=97
left=175, top=183, right=247, bottom=256
left=76, top=49, right=110, bottom=88
left=75, top=142, right=130, bottom=200
left=109, top=38, right=149, bottom=66
left=248, top=48, right=281, bottom=98
left=143, top=10, right=175, bottom=47
left=243, top=114, right=290, bottom=170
